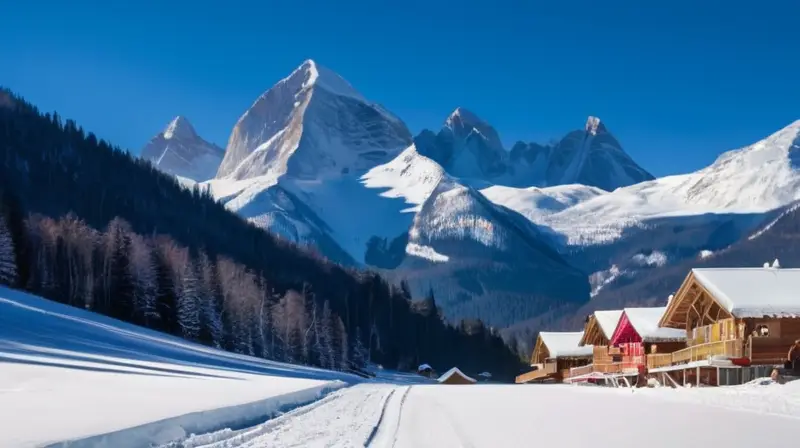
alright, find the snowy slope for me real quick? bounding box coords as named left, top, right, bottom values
left=514, top=119, right=800, bottom=247
left=393, top=177, right=589, bottom=326
left=0, top=286, right=354, bottom=447
left=140, top=117, right=225, bottom=182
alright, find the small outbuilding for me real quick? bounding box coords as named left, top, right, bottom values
left=417, top=363, right=435, bottom=378
left=437, top=367, right=477, bottom=385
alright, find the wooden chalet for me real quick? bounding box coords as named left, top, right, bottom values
left=608, top=307, right=686, bottom=380
left=649, top=266, right=800, bottom=386
left=567, top=310, right=624, bottom=382
left=516, top=332, right=593, bottom=384
left=438, top=367, right=477, bottom=385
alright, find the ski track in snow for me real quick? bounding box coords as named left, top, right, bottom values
left=185, top=384, right=397, bottom=448
left=174, top=382, right=800, bottom=448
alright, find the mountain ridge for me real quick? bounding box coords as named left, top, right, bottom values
left=138, top=60, right=798, bottom=334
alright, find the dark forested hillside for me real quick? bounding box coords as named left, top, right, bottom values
left=0, top=88, right=523, bottom=380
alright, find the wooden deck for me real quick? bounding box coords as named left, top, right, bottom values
left=516, top=362, right=557, bottom=383
left=647, top=353, right=673, bottom=369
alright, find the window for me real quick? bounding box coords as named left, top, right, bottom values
left=755, top=324, right=770, bottom=337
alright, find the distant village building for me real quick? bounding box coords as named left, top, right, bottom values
left=516, top=332, right=592, bottom=383
left=438, top=367, right=477, bottom=385
left=417, top=363, right=435, bottom=378
left=477, top=372, right=492, bottom=382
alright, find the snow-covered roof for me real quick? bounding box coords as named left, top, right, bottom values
left=418, top=363, right=432, bottom=371
left=692, top=268, right=800, bottom=318
left=623, top=307, right=686, bottom=342
left=540, top=332, right=593, bottom=358
left=478, top=372, right=492, bottom=377
left=594, top=310, right=624, bottom=339
left=437, top=367, right=476, bottom=383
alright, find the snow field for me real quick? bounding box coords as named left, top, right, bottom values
left=0, top=287, right=355, bottom=448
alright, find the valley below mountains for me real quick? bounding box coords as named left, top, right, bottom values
left=142, top=59, right=800, bottom=339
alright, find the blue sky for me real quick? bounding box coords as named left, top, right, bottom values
left=2, top=0, right=798, bottom=177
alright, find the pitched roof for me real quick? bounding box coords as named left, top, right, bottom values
left=595, top=310, right=624, bottom=339
left=692, top=268, right=800, bottom=318
left=540, top=331, right=593, bottom=358
left=437, top=367, right=476, bottom=383
left=623, top=307, right=686, bottom=342
left=418, top=363, right=432, bottom=371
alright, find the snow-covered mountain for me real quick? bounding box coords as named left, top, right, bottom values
left=415, top=111, right=653, bottom=191
left=491, top=119, right=800, bottom=311
left=140, top=116, right=224, bottom=182
left=149, top=58, right=799, bottom=331
left=496, top=119, right=800, bottom=248
left=204, top=60, right=587, bottom=327
left=215, top=59, right=411, bottom=181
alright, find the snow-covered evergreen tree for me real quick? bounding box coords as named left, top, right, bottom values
left=0, top=214, right=17, bottom=286
left=321, top=300, right=335, bottom=369
left=176, top=257, right=201, bottom=341
left=352, top=327, right=368, bottom=368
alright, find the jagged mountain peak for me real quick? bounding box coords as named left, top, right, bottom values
left=584, top=116, right=607, bottom=136
left=444, top=107, right=503, bottom=149
left=446, top=107, right=488, bottom=129
left=163, top=116, right=198, bottom=140
left=140, top=117, right=224, bottom=182
left=215, top=60, right=411, bottom=181
left=281, top=59, right=365, bottom=102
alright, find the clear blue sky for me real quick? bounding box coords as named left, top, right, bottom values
left=2, top=0, right=798, bottom=177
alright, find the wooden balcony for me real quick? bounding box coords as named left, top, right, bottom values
left=647, top=353, right=673, bottom=369
left=516, top=362, right=557, bottom=383
left=671, top=339, right=743, bottom=365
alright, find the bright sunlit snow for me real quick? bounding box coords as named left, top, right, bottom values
left=0, top=287, right=354, bottom=448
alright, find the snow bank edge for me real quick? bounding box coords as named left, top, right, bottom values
left=47, top=381, right=348, bottom=448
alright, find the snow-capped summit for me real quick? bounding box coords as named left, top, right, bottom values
left=415, top=108, right=507, bottom=179
left=215, top=59, right=411, bottom=181
left=536, top=115, right=653, bottom=191
left=163, top=116, right=198, bottom=140
left=140, top=116, right=224, bottom=182
left=444, top=107, right=504, bottom=152
left=584, top=116, right=606, bottom=135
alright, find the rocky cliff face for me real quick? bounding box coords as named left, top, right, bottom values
left=140, top=116, right=224, bottom=182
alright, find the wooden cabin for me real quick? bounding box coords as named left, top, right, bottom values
left=651, top=267, right=800, bottom=386
left=438, top=367, right=477, bottom=385
left=609, top=307, right=686, bottom=379
left=568, top=310, right=624, bottom=381
left=516, top=332, right=593, bottom=383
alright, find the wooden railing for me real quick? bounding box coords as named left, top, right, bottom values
left=568, top=363, right=623, bottom=379
left=569, top=364, right=594, bottom=378
left=671, top=339, right=742, bottom=364
left=515, top=362, right=557, bottom=383
left=594, top=363, right=622, bottom=374
left=647, top=353, right=673, bottom=369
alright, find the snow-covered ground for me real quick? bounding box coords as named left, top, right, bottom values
left=0, top=286, right=357, bottom=448
left=3, top=284, right=798, bottom=447
left=174, top=382, right=799, bottom=447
